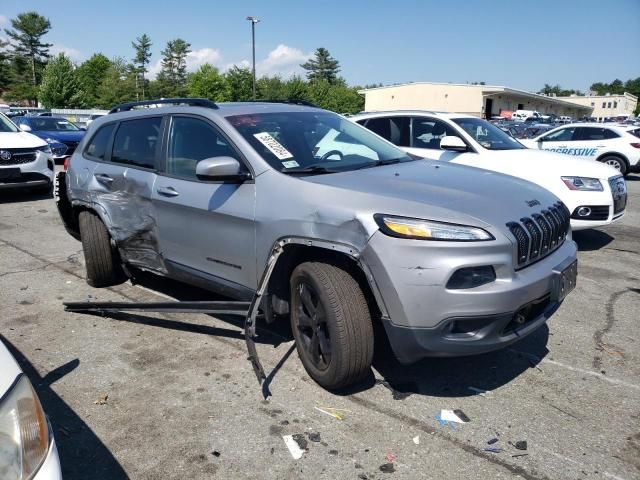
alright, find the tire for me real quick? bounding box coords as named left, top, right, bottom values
left=290, top=261, right=374, bottom=390
left=78, top=211, right=124, bottom=287
left=599, top=155, right=627, bottom=177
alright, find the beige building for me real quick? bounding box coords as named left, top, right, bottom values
left=359, top=82, right=592, bottom=119
left=558, top=92, right=637, bottom=121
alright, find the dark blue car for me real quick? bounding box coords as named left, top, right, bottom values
left=13, top=116, right=86, bottom=161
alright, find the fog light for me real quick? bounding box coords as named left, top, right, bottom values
left=446, top=266, right=496, bottom=289
left=577, top=207, right=591, bottom=217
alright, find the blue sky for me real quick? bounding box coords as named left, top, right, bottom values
left=1, top=0, right=639, bottom=92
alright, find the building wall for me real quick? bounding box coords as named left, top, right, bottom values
left=559, top=93, right=637, bottom=120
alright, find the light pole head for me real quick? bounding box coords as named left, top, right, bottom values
left=246, top=16, right=260, bottom=23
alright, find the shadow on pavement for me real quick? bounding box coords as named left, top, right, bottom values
left=0, top=189, right=52, bottom=204
left=573, top=229, right=614, bottom=251
left=0, top=335, right=128, bottom=480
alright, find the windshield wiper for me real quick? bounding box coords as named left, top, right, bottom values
left=281, top=165, right=340, bottom=175
left=353, top=157, right=407, bottom=170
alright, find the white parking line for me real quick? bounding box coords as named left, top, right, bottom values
left=509, top=349, right=640, bottom=392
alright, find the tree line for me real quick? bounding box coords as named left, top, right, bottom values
left=0, top=11, right=364, bottom=113
left=538, top=79, right=640, bottom=115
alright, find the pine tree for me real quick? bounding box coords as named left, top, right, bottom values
left=157, top=38, right=191, bottom=97
left=300, top=48, right=340, bottom=84
left=132, top=34, right=152, bottom=100
left=4, top=11, right=52, bottom=104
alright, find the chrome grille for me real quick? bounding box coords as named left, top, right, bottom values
left=508, top=201, right=571, bottom=269
left=0, top=148, right=37, bottom=165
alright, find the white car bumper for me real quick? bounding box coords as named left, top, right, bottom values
left=0, top=152, right=54, bottom=191
left=564, top=176, right=626, bottom=231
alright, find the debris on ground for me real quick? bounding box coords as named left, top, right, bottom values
left=487, top=438, right=498, bottom=445
left=437, top=409, right=469, bottom=425
left=514, top=440, right=528, bottom=450
left=314, top=406, right=349, bottom=420
left=307, top=432, right=321, bottom=443
left=385, top=452, right=396, bottom=462
left=379, top=463, right=396, bottom=473
left=483, top=448, right=502, bottom=453
left=376, top=379, right=415, bottom=400
left=292, top=434, right=308, bottom=450
left=283, top=435, right=306, bottom=459
left=413, top=435, right=420, bottom=445
left=468, top=386, right=490, bottom=396
left=93, top=394, right=108, bottom=405
left=512, top=453, right=529, bottom=458
left=453, top=409, right=470, bottom=422
left=329, top=449, right=339, bottom=455
left=211, top=451, right=221, bottom=457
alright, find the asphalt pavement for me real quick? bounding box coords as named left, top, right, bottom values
left=1, top=172, right=639, bottom=480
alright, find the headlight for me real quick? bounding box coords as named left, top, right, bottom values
left=0, top=375, right=49, bottom=480
left=561, top=177, right=603, bottom=191
left=35, top=145, right=51, bottom=154
left=44, top=138, right=58, bottom=145
left=374, top=214, right=494, bottom=241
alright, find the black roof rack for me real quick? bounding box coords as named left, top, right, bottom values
left=109, top=98, right=219, bottom=114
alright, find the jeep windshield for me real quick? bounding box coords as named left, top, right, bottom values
left=227, top=111, right=414, bottom=174
left=452, top=117, right=526, bottom=150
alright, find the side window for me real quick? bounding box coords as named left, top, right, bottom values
left=364, top=118, right=392, bottom=141
left=541, top=127, right=575, bottom=142
left=575, top=127, right=619, bottom=141
left=84, top=123, right=115, bottom=160
left=389, top=117, right=410, bottom=147
left=111, top=117, right=162, bottom=169
left=166, top=116, right=240, bottom=180
left=411, top=118, right=458, bottom=149
left=603, top=128, right=620, bottom=139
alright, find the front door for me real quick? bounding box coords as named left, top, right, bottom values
left=152, top=115, right=257, bottom=291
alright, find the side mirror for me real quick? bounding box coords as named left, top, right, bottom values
left=195, top=156, right=250, bottom=182
left=440, top=136, right=467, bottom=152
left=19, top=124, right=32, bottom=132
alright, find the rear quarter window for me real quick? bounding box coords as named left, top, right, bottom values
left=111, top=117, right=162, bottom=169
left=84, top=123, right=116, bottom=160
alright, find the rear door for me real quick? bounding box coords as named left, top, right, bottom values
left=152, top=115, right=256, bottom=291
left=570, top=127, right=620, bottom=161
left=91, top=116, right=164, bottom=271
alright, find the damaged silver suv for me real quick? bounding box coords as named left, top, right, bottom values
left=56, top=98, right=578, bottom=390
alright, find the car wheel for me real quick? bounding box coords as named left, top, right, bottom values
left=600, top=156, right=627, bottom=176
left=78, top=211, right=125, bottom=287
left=290, top=261, right=374, bottom=390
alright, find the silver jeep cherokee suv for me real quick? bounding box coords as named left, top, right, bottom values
left=56, top=98, right=578, bottom=390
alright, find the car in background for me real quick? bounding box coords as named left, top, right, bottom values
left=352, top=111, right=627, bottom=230
left=520, top=123, right=640, bottom=177
left=85, top=113, right=107, bottom=127
left=559, top=116, right=572, bottom=124
left=13, top=116, right=86, bottom=163
left=0, top=338, right=62, bottom=479
left=0, top=112, right=55, bottom=194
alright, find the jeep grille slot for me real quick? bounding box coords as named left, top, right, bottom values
left=508, top=202, right=570, bottom=269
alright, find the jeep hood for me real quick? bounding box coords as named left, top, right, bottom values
left=304, top=160, right=560, bottom=231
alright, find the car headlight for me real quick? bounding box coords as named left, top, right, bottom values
left=44, top=138, right=59, bottom=145
left=374, top=214, right=494, bottom=241
left=561, top=176, right=603, bottom=191
left=0, top=375, right=50, bottom=480
left=35, top=145, right=52, bottom=154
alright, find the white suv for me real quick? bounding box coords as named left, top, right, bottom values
left=519, top=123, right=640, bottom=177
left=352, top=111, right=627, bottom=230
left=0, top=113, right=55, bottom=194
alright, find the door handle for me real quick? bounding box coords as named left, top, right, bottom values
left=94, top=173, right=113, bottom=185
left=157, top=186, right=179, bottom=197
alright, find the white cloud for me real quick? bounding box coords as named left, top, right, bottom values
left=256, top=44, right=312, bottom=77
left=50, top=44, right=83, bottom=61
left=186, top=47, right=222, bottom=72
left=222, top=59, right=251, bottom=72
left=0, top=15, right=9, bottom=27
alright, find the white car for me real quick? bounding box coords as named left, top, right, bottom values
left=520, top=123, right=640, bottom=177
left=0, top=340, right=62, bottom=480
left=352, top=111, right=627, bottom=230
left=0, top=113, right=55, bottom=194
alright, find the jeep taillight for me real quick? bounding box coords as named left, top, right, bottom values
left=63, top=156, right=70, bottom=171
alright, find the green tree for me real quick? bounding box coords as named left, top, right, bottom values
left=156, top=38, right=191, bottom=97
left=301, top=48, right=340, bottom=84
left=4, top=11, right=52, bottom=103
left=38, top=53, right=82, bottom=108
left=187, top=64, right=230, bottom=101
left=538, top=83, right=583, bottom=96
left=132, top=34, right=152, bottom=100
left=305, top=80, right=363, bottom=114
left=256, top=75, right=286, bottom=100
left=95, top=57, right=137, bottom=109
left=224, top=66, right=253, bottom=101
left=0, top=39, right=11, bottom=93
left=284, top=75, right=307, bottom=101
left=76, top=53, right=112, bottom=107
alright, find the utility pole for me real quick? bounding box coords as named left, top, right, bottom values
left=246, top=16, right=260, bottom=100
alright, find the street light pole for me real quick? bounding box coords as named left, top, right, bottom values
left=246, top=16, right=260, bottom=100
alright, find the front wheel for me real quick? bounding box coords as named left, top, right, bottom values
left=600, top=156, right=627, bottom=177
left=290, top=261, right=374, bottom=390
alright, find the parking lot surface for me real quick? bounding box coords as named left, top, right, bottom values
left=1, top=173, right=639, bottom=480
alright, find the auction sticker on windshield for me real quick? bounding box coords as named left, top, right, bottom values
left=254, top=132, right=294, bottom=160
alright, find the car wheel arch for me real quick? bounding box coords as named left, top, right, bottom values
left=596, top=152, right=629, bottom=171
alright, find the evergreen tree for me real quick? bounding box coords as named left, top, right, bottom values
left=300, top=48, right=340, bottom=84
left=157, top=38, right=191, bottom=97
left=38, top=53, right=83, bottom=108
left=76, top=53, right=112, bottom=107
left=0, top=39, right=11, bottom=93
left=4, top=11, right=52, bottom=103
left=95, top=57, right=137, bottom=109
left=132, top=34, right=152, bottom=100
